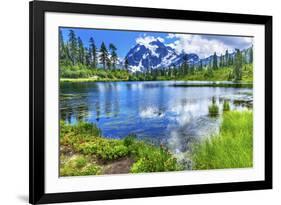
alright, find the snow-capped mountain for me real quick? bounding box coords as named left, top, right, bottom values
left=123, top=38, right=252, bottom=72
left=125, top=39, right=200, bottom=72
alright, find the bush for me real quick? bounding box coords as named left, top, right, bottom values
left=130, top=142, right=181, bottom=173
left=60, top=121, right=182, bottom=175
left=123, top=134, right=137, bottom=147
left=77, top=138, right=129, bottom=160
left=208, top=97, right=219, bottom=116
left=223, top=100, right=230, bottom=112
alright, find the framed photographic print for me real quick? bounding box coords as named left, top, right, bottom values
left=29, top=0, right=272, bottom=204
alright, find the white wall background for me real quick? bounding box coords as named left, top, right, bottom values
left=0, top=0, right=279, bottom=204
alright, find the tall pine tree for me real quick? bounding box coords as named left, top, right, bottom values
left=77, top=37, right=85, bottom=64
left=99, top=42, right=109, bottom=69
left=249, top=45, right=253, bottom=63
left=59, top=30, right=65, bottom=61
left=89, top=37, right=97, bottom=68
left=68, top=30, right=78, bottom=65
left=234, top=49, right=243, bottom=81
left=124, top=58, right=129, bottom=71
left=225, top=49, right=229, bottom=66
left=109, top=43, right=118, bottom=69
left=212, top=52, right=218, bottom=69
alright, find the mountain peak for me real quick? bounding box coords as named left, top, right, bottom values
left=125, top=40, right=200, bottom=72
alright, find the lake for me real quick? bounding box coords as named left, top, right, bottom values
left=60, top=81, right=252, bottom=154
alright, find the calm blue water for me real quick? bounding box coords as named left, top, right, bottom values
left=60, top=81, right=252, bottom=153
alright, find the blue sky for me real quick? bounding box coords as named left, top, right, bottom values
left=60, top=27, right=253, bottom=59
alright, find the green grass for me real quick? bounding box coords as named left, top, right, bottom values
left=60, top=110, right=253, bottom=175
left=60, top=63, right=253, bottom=83
left=60, top=155, right=102, bottom=176
left=181, top=64, right=253, bottom=83
left=191, top=111, right=253, bottom=170
left=60, top=122, right=181, bottom=176
left=60, top=63, right=130, bottom=82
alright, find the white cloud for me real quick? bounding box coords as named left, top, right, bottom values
left=165, top=34, right=253, bottom=58
left=166, top=33, right=176, bottom=39
left=136, top=35, right=164, bottom=45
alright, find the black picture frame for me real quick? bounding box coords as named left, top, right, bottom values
left=29, top=1, right=272, bottom=204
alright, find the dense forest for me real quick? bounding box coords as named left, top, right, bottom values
left=59, top=30, right=253, bottom=83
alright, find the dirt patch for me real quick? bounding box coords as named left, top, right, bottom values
left=102, top=157, right=135, bottom=174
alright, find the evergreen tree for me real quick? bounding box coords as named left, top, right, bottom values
left=225, top=49, right=229, bottom=66
left=213, top=52, right=218, bottom=69
left=124, top=58, right=129, bottom=71
left=64, top=42, right=71, bottom=63
left=168, top=66, right=172, bottom=77
left=198, top=60, right=203, bottom=71
left=234, top=49, right=243, bottom=81
left=190, top=64, right=194, bottom=74
left=85, top=47, right=91, bottom=66
left=99, top=42, right=109, bottom=69
left=182, top=54, right=189, bottom=75
left=229, top=55, right=233, bottom=65
left=249, top=45, right=253, bottom=63
left=89, top=37, right=97, bottom=68
left=106, top=56, right=111, bottom=69
left=109, top=43, right=118, bottom=69
left=59, top=30, right=65, bottom=60
left=77, top=37, right=85, bottom=64
left=219, top=54, right=223, bottom=67
left=68, top=30, right=78, bottom=65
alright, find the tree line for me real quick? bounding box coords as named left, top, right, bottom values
left=59, top=30, right=118, bottom=69
left=59, top=29, right=253, bottom=82
left=137, top=46, right=253, bottom=81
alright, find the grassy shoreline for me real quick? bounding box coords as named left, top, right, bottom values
left=59, top=64, right=253, bottom=84
left=60, top=121, right=181, bottom=176
left=60, top=77, right=253, bottom=85
left=60, top=110, right=253, bottom=176
left=191, top=111, right=253, bottom=170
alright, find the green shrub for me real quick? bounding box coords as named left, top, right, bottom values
left=123, top=134, right=137, bottom=147
left=208, top=97, right=219, bottom=116
left=60, top=121, right=182, bottom=174
left=77, top=138, right=129, bottom=160
left=130, top=142, right=181, bottom=173
left=223, top=100, right=230, bottom=112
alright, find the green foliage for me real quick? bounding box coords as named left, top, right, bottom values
left=60, top=120, right=101, bottom=137
left=60, top=155, right=102, bottom=176
left=89, top=37, right=97, bottom=68
left=59, top=29, right=253, bottom=84
left=191, top=111, right=253, bottom=169
left=60, top=121, right=182, bottom=175
left=123, top=134, right=137, bottom=147
left=109, top=43, right=118, bottom=69
left=99, top=42, right=109, bottom=69
left=223, top=100, right=230, bottom=112
left=60, top=62, right=130, bottom=81
left=208, top=97, right=219, bottom=117
left=77, top=139, right=129, bottom=161
left=130, top=142, right=181, bottom=173
left=234, top=49, right=243, bottom=81
left=213, top=52, right=218, bottom=69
